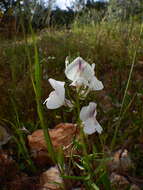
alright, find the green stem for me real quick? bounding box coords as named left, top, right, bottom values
left=111, top=23, right=143, bottom=150
left=75, top=91, right=87, bottom=155
left=75, top=91, right=97, bottom=189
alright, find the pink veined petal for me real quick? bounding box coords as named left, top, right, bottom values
left=65, top=57, right=85, bottom=81
left=65, top=57, right=104, bottom=92
left=81, top=64, right=95, bottom=81
left=80, top=102, right=102, bottom=135
left=65, top=57, right=94, bottom=83
left=83, top=118, right=96, bottom=135
left=89, top=76, right=104, bottom=91
left=48, top=78, right=65, bottom=90
left=88, top=102, right=97, bottom=117
left=94, top=120, right=103, bottom=134
left=91, top=63, right=95, bottom=72
left=80, top=105, right=90, bottom=122
left=80, top=102, right=97, bottom=121
left=70, top=77, right=89, bottom=87
left=83, top=118, right=103, bottom=135
left=48, top=78, right=65, bottom=102
left=44, top=91, right=64, bottom=109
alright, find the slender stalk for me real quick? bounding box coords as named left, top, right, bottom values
left=75, top=91, right=99, bottom=189
left=31, top=30, right=57, bottom=163
left=111, top=23, right=143, bottom=149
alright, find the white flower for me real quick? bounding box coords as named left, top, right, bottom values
left=44, top=78, right=66, bottom=109
left=80, top=102, right=103, bottom=135
left=65, top=57, right=103, bottom=91
left=65, top=57, right=94, bottom=86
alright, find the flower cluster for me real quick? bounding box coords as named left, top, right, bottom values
left=44, top=57, right=104, bottom=135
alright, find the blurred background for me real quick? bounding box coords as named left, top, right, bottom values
left=0, top=0, right=143, bottom=36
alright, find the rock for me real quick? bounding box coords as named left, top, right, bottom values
left=0, top=125, right=11, bottom=146
left=0, top=150, right=18, bottom=180
left=40, top=166, right=63, bottom=190
left=110, top=172, right=130, bottom=190
left=49, top=123, right=77, bottom=153
left=0, top=150, right=39, bottom=190
left=30, top=149, right=52, bottom=167
left=28, top=123, right=78, bottom=166
left=108, top=149, right=132, bottom=173
left=7, top=173, right=39, bottom=190
left=130, top=184, right=141, bottom=190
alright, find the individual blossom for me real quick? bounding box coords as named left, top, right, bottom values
left=65, top=57, right=103, bottom=91
left=44, top=78, right=67, bottom=109
left=65, top=56, right=94, bottom=87
left=80, top=102, right=103, bottom=135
